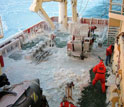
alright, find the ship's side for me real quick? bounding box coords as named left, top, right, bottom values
left=108, top=0, right=124, bottom=106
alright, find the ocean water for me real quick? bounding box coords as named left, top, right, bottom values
left=0, top=0, right=109, bottom=41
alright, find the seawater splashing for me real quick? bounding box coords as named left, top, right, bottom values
left=0, top=0, right=111, bottom=41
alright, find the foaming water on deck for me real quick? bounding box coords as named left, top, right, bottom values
left=3, top=30, right=107, bottom=107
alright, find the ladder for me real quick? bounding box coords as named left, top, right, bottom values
left=108, top=26, right=120, bottom=45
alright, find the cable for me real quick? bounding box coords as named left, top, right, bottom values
left=78, top=0, right=90, bottom=18
left=100, top=3, right=109, bottom=18
left=78, top=0, right=84, bottom=14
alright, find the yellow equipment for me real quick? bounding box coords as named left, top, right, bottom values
left=29, top=0, right=78, bottom=30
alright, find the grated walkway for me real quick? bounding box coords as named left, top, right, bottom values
left=78, top=69, right=110, bottom=107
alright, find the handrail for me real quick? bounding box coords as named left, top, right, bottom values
left=109, top=0, right=124, bottom=15
left=110, top=2, right=124, bottom=6
left=110, top=10, right=122, bottom=14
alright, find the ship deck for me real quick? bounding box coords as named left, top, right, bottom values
left=3, top=46, right=106, bottom=106
left=1, top=25, right=115, bottom=107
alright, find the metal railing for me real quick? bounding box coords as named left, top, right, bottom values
left=109, top=0, right=124, bottom=15
left=0, top=17, right=108, bottom=56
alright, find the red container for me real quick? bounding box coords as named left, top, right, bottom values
left=0, top=55, right=4, bottom=67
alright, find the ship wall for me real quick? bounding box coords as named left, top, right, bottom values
left=121, top=21, right=124, bottom=32
left=109, top=0, right=124, bottom=104
left=109, top=18, right=120, bottom=27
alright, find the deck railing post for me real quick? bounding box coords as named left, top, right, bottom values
left=121, top=0, right=124, bottom=15
left=104, top=20, right=105, bottom=25
left=5, top=49, right=7, bottom=56
left=109, top=0, right=112, bottom=12
left=97, top=19, right=98, bottom=25
left=18, top=40, right=21, bottom=50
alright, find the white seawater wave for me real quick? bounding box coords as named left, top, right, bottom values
left=0, top=0, right=110, bottom=40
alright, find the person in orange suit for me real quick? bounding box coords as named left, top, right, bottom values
left=92, top=60, right=106, bottom=93
left=105, top=45, right=114, bottom=66
left=60, top=96, right=77, bottom=107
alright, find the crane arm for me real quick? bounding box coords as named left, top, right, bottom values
left=29, top=0, right=55, bottom=29
left=38, top=7, right=55, bottom=29
left=30, top=0, right=77, bottom=30
left=71, top=0, right=77, bottom=22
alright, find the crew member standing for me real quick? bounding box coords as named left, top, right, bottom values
left=105, top=45, right=114, bottom=66
left=92, top=60, right=106, bottom=93
left=88, top=26, right=97, bottom=37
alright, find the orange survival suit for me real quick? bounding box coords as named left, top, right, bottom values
left=92, top=60, right=106, bottom=93
left=60, top=101, right=76, bottom=107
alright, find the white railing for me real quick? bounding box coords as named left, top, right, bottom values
left=0, top=39, right=21, bottom=56
left=80, top=18, right=108, bottom=25
left=109, top=0, right=124, bottom=15
left=0, top=17, right=108, bottom=56
left=0, top=21, right=49, bottom=56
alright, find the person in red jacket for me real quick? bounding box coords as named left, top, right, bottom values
left=92, top=60, right=106, bottom=93
left=88, top=26, right=97, bottom=37
left=60, top=96, right=77, bottom=107
left=105, top=45, right=114, bottom=66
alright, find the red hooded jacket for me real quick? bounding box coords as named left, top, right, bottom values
left=60, top=101, right=76, bottom=107
left=92, top=60, right=106, bottom=93
left=93, top=60, right=106, bottom=74
left=106, top=45, right=112, bottom=56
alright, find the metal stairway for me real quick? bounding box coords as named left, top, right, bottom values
left=108, top=26, right=120, bottom=45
